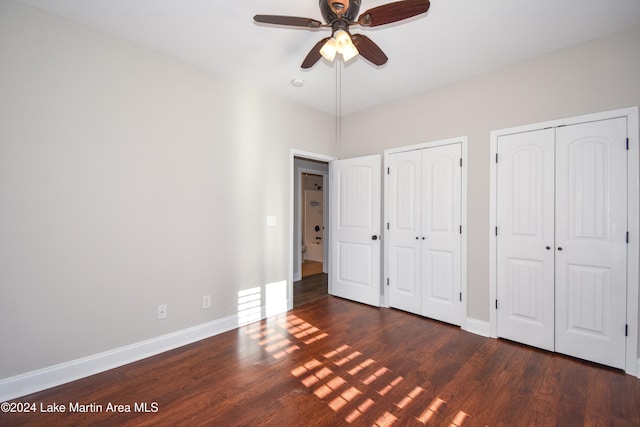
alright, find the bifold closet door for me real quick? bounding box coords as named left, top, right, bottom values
left=497, top=118, right=628, bottom=369
left=387, top=143, right=462, bottom=323
left=554, top=118, right=627, bottom=369
left=387, top=150, right=422, bottom=315
left=421, top=144, right=462, bottom=325
left=496, top=129, right=556, bottom=351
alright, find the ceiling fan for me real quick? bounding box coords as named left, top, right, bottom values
left=254, top=0, right=431, bottom=69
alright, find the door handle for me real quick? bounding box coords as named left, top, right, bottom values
left=546, top=246, right=551, bottom=250
left=558, top=247, right=563, bottom=251
left=372, top=235, right=379, bottom=241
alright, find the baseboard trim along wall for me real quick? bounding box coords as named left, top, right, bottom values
left=0, top=305, right=279, bottom=402
left=637, top=359, right=640, bottom=379
left=465, top=318, right=491, bottom=337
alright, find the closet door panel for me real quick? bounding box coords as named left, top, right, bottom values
left=496, top=129, right=555, bottom=351
left=421, top=144, right=462, bottom=325
left=555, top=117, right=627, bottom=369
left=387, top=150, right=422, bottom=314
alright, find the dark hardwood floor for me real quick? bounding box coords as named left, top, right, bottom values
left=2, top=296, right=640, bottom=426
left=294, top=273, right=328, bottom=307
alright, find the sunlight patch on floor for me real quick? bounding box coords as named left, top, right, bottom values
left=451, top=410, right=470, bottom=426
left=416, top=397, right=447, bottom=424
left=243, top=311, right=472, bottom=425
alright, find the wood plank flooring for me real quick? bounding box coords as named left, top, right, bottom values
left=302, top=260, right=323, bottom=277
left=2, top=296, right=640, bottom=426
left=293, top=273, right=328, bottom=307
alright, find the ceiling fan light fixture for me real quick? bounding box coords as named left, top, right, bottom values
left=341, top=42, right=359, bottom=62
left=334, top=30, right=352, bottom=52
left=256, top=0, right=431, bottom=69
left=322, top=29, right=358, bottom=62
left=320, top=38, right=338, bottom=61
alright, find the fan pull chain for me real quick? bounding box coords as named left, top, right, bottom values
left=335, top=61, right=342, bottom=147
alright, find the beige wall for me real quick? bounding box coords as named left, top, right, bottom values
left=339, top=27, right=640, bottom=324
left=0, top=0, right=335, bottom=379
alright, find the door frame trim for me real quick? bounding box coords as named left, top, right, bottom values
left=489, top=106, right=639, bottom=376
left=289, top=150, right=336, bottom=311
left=383, top=136, right=468, bottom=330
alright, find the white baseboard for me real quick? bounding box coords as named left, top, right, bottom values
left=637, top=358, right=640, bottom=379
left=0, top=306, right=283, bottom=402
left=465, top=317, right=491, bottom=337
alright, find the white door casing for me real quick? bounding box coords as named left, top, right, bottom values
left=329, top=155, right=382, bottom=307
left=421, top=144, right=463, bottom=325
left=554, top=118, right=628, bottom=369
left=496, top=128, right=556, bottom=351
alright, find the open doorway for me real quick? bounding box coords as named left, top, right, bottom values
left=301, top=173, right=324, bottom=277
left=292, top=155, right=331, bottom=307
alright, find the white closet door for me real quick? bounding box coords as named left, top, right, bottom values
left=421, top=144, right=462, bottom=325
left=496, top=129, right=555, bottom=351
left=387, top=150, right=422, bottom=314
left=555, top=118, right=627, bottom=369
left=329, top=155, right=382, bottom=307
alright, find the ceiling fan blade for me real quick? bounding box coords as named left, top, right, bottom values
left=301, top=37, right=331, bottom=69
left=352, top=34, right=388, bottom=66
left=254, top=15, right=323, bottom=29
left=357, top=0, right=430, bottom=27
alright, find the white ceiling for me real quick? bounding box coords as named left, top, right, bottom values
left=17, top=0, right=640, bottom=115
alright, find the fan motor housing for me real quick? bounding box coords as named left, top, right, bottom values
left=320, top=0, right=361, bottom=24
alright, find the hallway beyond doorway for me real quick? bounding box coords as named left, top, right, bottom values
left=302, top=260, right=323, bottom=277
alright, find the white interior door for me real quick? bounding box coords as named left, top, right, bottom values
left=387, top=150, right=422, bottom=314
left=496, top=129, right=556, bottom=351
left=421, top=144, right=463, bottom=325
left=554, top=118, right=628, bottom=369
left=329, top=155, right=382, bottom=307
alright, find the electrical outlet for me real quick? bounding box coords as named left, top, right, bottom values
left=202, top=295, right=211, bottom=309
left=157, top=304, right=167, bottom=320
